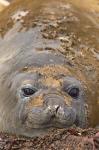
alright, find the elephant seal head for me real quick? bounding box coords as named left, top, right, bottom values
left=0, top=52, right=88, bottom=137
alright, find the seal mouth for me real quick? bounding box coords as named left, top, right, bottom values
left=23, top=107, right=77, bottom=129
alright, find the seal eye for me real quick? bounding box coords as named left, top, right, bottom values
left=68, top=87, right=79, bottom=98
left=22, top=87, right=37, bottom=97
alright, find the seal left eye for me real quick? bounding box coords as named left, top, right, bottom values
left=22, top=87, right=37, bottom=97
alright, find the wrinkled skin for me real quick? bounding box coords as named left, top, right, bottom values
left=0, top=0, right=98, bottom=138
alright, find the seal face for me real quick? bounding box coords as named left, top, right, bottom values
left=0, top=46, right=88, bottom=137
left=0, top=53, right=87, bottom=137
left=18, top=66, right=85, bottom=129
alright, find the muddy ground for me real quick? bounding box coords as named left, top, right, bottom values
left=0, top=128, right=98, bottom=150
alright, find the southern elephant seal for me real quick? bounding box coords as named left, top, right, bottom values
left=0, top=0, right=98, bottom=137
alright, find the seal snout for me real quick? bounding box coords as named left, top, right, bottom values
left=43, top=93, right=76, bottom=127
left=47, top=105, right=60, bottom=115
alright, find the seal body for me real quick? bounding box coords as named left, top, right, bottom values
left=0, top=0, right=9, bottom=12
left=0, top=0, right=98, bottom=137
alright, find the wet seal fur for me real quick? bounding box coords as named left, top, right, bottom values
left=0, top=0, right=98, bottom=137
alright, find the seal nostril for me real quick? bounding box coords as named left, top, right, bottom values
left=47, top=105, right=60, bottom=115
left=54, top=105, right=60, bottom=113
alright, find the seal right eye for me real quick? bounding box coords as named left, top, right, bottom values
left=68, top=87, right=79, bottom=99
left=22, top=87, right=37, bottom=97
